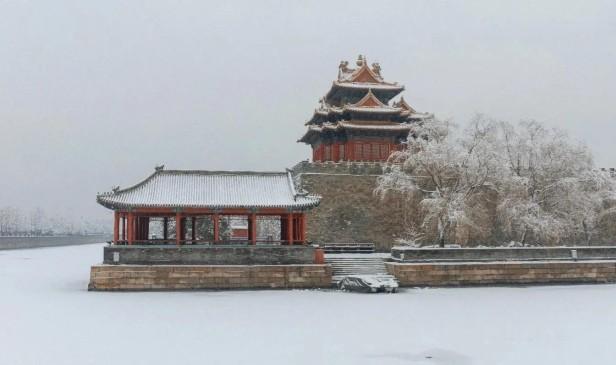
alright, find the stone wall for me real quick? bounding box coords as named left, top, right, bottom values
left=293, top=161, right=417, bottom=252
left=386, top=261, right=616, bottom=286
left=293, top=161, right=615, bottom=249
left=89, top=264, right=332, bottom=291
left=391, top=246, right=616, bottom=262
left=103, top=245, right=316, bottom=265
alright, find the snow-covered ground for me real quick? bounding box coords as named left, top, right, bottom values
left=1, top=244, right=615, bottom=365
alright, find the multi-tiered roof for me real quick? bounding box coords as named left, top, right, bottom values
left=299, top=55, right=432, bottom=159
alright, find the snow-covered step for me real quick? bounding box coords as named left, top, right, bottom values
left=322, top=243, right=375, bottom=254
left=325, top=253, right=396, bottom=284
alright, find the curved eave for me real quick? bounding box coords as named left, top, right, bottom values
left=325, top=82, right=404, bottom=105
left=344, top=106, right=403, bottom=114
left=96, top=195, right=321, bottom=211
left=331, top=81, right=404, bottom=91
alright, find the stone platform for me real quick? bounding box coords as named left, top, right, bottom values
left=386, top=260, right=616, bottom=287
left=89, top=264, right=332, bottom=291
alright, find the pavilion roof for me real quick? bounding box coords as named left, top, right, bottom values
left=97, top=169, right=320, bottom=210
left=298, top=121, right=413, bottom=143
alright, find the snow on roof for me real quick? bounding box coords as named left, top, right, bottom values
left=332, top=80, right=403, bottom=91
left=301, top=122, right=413, bottom=135
left=338, top=121, right=412, bottom=131
left=97, top=170, right=320, bottom=210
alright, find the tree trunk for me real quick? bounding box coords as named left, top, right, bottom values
left=582, top=220, right=592, bottom=246
left=520, top=228, right=527, bottom=245
left=438, top=216, right=446, bottom=248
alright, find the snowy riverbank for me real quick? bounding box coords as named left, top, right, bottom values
left=1, top=243, right=615, bottom=364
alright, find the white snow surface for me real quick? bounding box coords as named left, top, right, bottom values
left=1, top=243, right=616, bottom=365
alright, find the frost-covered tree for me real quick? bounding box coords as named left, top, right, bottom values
left=376, top=116, right=502, bottom=247
left=377, top=115, right=615, bottom=247
left=496, top=120, right=614, bottom=245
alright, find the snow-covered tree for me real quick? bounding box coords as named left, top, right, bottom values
left=376, top=115, right=502, bottom=247
left=377, top=115, right=615, bottom=247
left=496, top=120, right=614, bottom=245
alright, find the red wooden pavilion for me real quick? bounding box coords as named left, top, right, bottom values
left=97, top=168, right=320, bottom=246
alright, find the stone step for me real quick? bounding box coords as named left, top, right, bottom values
left=325, top=253, right=394, bottom=284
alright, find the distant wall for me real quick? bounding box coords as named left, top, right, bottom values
left=293, top=161, right=416, bottom=252
left=89, top=264, right=332, bottom=291
left=103, top=245, right=316, bottom=265
left=0, top=235, right=110, bottom=250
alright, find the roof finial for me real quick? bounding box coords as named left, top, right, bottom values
left=155, top=164, right=165, bottom=172
left=112, top=186, right=120, bottom=193
left=371, top=62, right=381, bottom=76
left=356, top=54, right=365, bottom=66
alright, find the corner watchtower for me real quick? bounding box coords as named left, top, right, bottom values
left=298, top=55, right=432, bottom=162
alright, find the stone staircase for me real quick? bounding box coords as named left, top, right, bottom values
left=325, top=253, right=396, bottom=284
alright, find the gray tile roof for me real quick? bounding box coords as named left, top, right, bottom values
left=97, top=170, right=320, bottom=210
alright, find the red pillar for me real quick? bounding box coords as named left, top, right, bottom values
left=127, top=212, right=134, bottom=245
left=176, top=212, right=182, bottom=246
left=332, top=142, right=339, bottom=161
left=122, top=215, right=126, bottom=241
left=144, top=217, right=149, bottom=241
left=250, top=213, right=257, bottom=245
left=348, top=141, right=355, bottom=161
left=280, top=215, right=287, bottom=243
left=287, top=212, right=294, bottom=245
left=163, top=217, right=168, bottom=242
left=135, top=216, right=141, bottom=241
left=300, top=213, right=306, bottom=244
left=113, top=211, right=119, bottom=244
left=213, top=213, right=219, bottom=243
left=191, top=216, right=196, bottom=243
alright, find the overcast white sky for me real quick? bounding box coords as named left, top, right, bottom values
left=1, top=0, right=615, bottom=221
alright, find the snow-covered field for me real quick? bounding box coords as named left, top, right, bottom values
left=1, top=244, right=615, bottom=365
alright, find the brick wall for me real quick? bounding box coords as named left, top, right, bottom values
left=103, top=245, right=316, bottom=265
left=293, top=161, right=418, bottom=251
left=386, top=261, right=616, bottom=286
left=89, top=264, right=332, bottom=291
